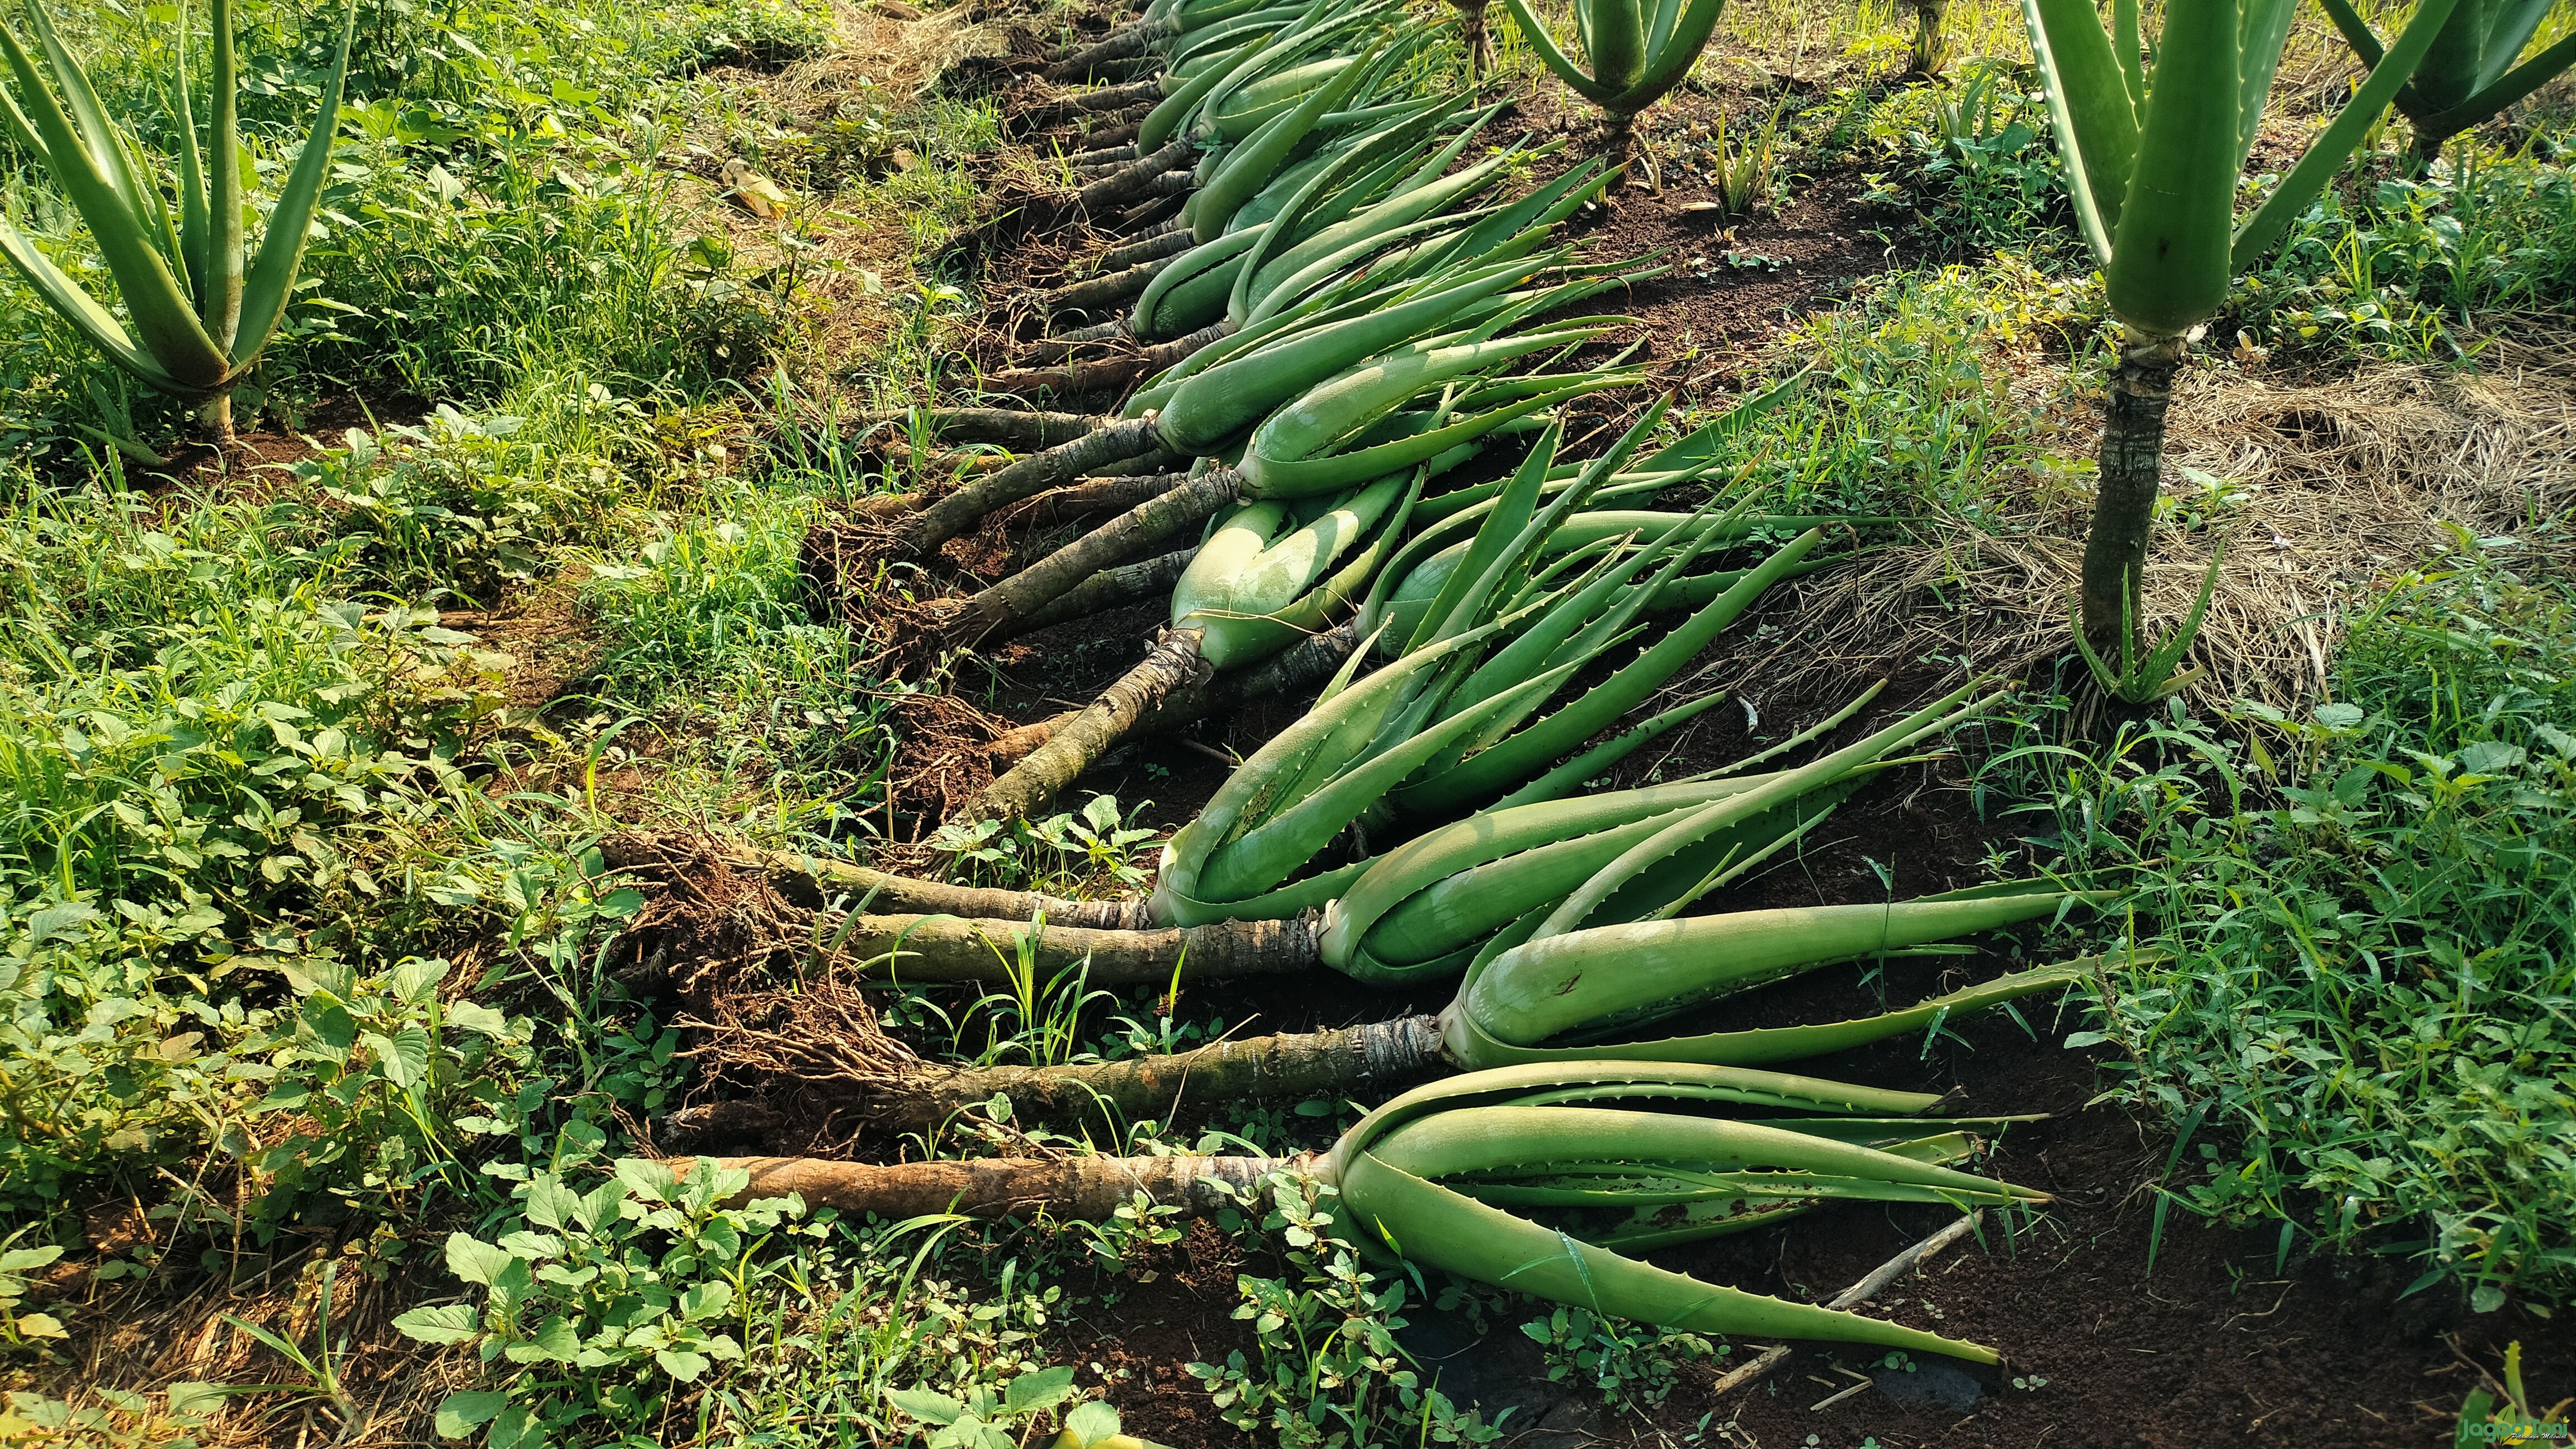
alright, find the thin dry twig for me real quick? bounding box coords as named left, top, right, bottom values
left=1710, top=1209, right=1987, bottom=1399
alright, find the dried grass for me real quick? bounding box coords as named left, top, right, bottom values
left=1753, top=337, right=2576, bottom=711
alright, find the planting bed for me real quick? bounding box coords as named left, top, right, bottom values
left=658, top=35, right=2572, bottom=1438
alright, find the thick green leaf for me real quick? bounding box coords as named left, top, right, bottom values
left=2103, top=0, right=2238, bottom=335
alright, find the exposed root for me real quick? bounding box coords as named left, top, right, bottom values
left=855, top=1013, right=1445, bottom=1131
left=983, top=619, right=1360, bottom=771
left=878, top=683, right=1020, bottom=826
left=995, top=544, right=1196, bottom=645
left=752, top=845, right=1157, bottom=928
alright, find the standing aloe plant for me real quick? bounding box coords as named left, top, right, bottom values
left=1498, top=0, right=1732, bottom=176
left=2316, top=0, right=2576, bottom=166
left=0, top=0, right=356, bottom=443
left=2024, top=0, right=2459, bottom=696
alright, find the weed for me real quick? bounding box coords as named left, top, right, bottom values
left=928, top=795, right=1164, bottom=897
left=1521, top=1305, right=1720, bottom=1412
left=1189, top=1172, right=1504, bottom=1448
left=2007, top=543, right=2576, bottom=1301
left=2237, top=140, right=2576, bottom=363
left=396, top=1153, right=836, bottom=1445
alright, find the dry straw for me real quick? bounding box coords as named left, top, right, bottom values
left=1759, top=337, right=2576, bottom=711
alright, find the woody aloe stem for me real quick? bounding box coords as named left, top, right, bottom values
left=960, top=626, right=1212, bottom=826
left=868, top=1015, right=1444, bottom=1130
left=897, top=414, right=1166, bottom=557
left=2078, top=327, right=2184, bottom=662
left=688, top=1153, right=1300, bottom=1218
left=948, top=468, right=1240, bottom=645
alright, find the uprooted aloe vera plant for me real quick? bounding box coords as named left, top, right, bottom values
left=693, top=1063, right=2044, bottom=1360
left=0, top=0, right=357, bottom=441
left=2023, top=0, right=2463, bottom=696
left=1318, top=1063, right=2048, bottom=1359
left=952, top=267, right=1656, bottom=826
left=1146, top=403, right=1820, bottom=925
left=1499, top=0, right=1733, bottom=174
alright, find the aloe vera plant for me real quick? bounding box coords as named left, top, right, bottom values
left=1499, top=0, right=1732, bottom=174
left=2316, top=0, right=2576, bottom=165
left=2023, top=0, right=2461, bottom=696
left=692, top=1063, right=2045, bottom=1360
left=1147, top=408, right=1815, bottom=925
left=0, top=0, right=357, bottom=442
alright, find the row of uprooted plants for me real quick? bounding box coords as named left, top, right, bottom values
left=675, top=0, right=2146, bottom=1367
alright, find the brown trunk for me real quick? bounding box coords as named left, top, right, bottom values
left=960, top=626, right=1210, bottom=825
left=1074, top=140, right=1197, bottom=215
left=987, top=323, right=1233, bottom=397
left=198, top=392, right=235, bottom=446
left=1456, top=0, right=1493, bottom=75
left=869, top=1015, right=1444, bottom=1130
left=992, top=471, right=1186, bottom=529
left=896, top=414, right=1166, bottom=557
left=1069, top=143, right=1141, bottom=172
left=1040, top=253, right=1176, bottom=320
left=987, top=618, right=1358, bottom=769
left=685, top=1152, right=1303, bottom=1218
left=835, top=908, right=1319, bottom=985
left=1045, top=20, right=1173, bottom=83
left=855, top=408, right=1102, bottom=453
left=987, top=544, right=1197, bottom=646
left=1604, top=110, right=1640, bottom=186
left=1020, top=319, right=1133, bottom=368
left=1097, top=223, right=1194, bottom=273
left=750, top=846, right=1156, bottom=928
left=2077, top=328, right=2186, bottom=662
left=1074, top=113, right=1148, bottom=151
left=946, top=468, right=1238, bottom=646
left=1014, top=77, right=1164, bottom=134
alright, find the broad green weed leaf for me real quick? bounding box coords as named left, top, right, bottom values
left=444, top=1233, right=517, bottom=1287
left=432, top=1390, right=508, bottom=1439
left=164, top=1382, right=228, bottom=1418
left=391, top=957, right=449, bottom=1004
left=447, top=1001, right=512, bottom=1036
left=392, top=1303, right=481, bottom=1344
left=364, top=1027, right=431, bottom=1088
left=25, top=902, right=98, bottom=946
left=487, top=1403, right=546, bottom=1449
left=655, top=1347, right=712, bottom=1381
left=1063, top=1400, right=1123, bottom=1445
left=1005, top=1366, right=1079, bottom=1415
left=678, top=1281, right=733, bottom=1320
left=614, top=1158, right=676, bottom=1204
left=524, top=1177, right=582, bottom=1231
left=888, top=1386, right=967, bottom=1426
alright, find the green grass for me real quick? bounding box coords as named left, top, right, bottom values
left=2003, top=546, right=2576, bottom=1303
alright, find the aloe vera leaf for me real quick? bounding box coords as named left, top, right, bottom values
left=1468, top=887, right=2082, bottom=1048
